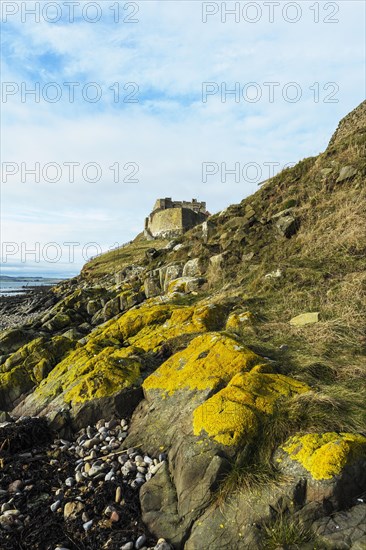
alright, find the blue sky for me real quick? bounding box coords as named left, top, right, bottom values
left=1, top=0, right=365, bottom=276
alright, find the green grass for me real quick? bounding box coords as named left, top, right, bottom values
left=82, top=233, right=168, bottom=278
left=262, top=513, right=316, bottom=549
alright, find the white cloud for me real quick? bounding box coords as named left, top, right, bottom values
left=1, top=0, right=365, bottom=274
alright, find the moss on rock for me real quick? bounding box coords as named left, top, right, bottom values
left=280, top=432, right=366, bottom=480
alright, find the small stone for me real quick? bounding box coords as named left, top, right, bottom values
left=8, top=479, right=23, bottom=493
left=121, top=543, right=134, bottom=550
left=110, top=510, right=119, bottom=522
left=135, top=535, right=147, bottom=549
left=63, top=501, right=84, bottom=519
left=83, top=519, right=93, bottom=531
left=65, top=477, right=75, bottom=487
left=50, top=500, right=61, bottom=513
left=115, top=486, right=122, bottom=503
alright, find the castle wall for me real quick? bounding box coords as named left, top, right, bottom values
left=147, top=207, right=207, bottom=238
left=148, top=208, right=184, bottom=238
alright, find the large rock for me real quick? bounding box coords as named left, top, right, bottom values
left=0, top=328, right=34, bottom=355
left=126, top=333, right=309, bottom=547
left=275, top=432, right=366, bottom=508
left=313, top=504, right=366, bottom=550
left=275, top=214, right=299, bottom=238
left=144, top=274, right=161, bottom=298
left=182, top=258, right=204, bottom=278
left=167, top=277, right=204, bottom=295
left=336, top=165, right=358, bottom=183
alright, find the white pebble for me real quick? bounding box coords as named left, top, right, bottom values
left=83, top=519, right=93, bottom=531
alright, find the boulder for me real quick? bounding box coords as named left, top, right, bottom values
left=275, top=432, right=366, bottom=509
left=161, top=264, right=183, bottom=291
left=290, top=312, right=319, bottom=326
left=336, top=166, right=358, bottom=183
left=144, top=275, right=161, bottom=298
left=313, top=504, right=366, bottom=550
left=167, top=277, right=204, bottom=295
left=0, top=328, right=34, bottom=355
left=275, top=214, right=299, bottom=238
left=201, top=220, right=215, bottom=243
left=182, top=258, right=204, bottom=278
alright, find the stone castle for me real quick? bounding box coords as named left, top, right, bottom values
left=144, top=198, right=209, bottom=239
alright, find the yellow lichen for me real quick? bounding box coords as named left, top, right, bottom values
left=281, top=432, right=366, bottom=480
left=226, top=311, right=253, bottom=332
left=193, top=372, right=310, bottom=446
left=143, top=333, right=262, bottom=395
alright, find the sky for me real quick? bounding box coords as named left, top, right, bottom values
left=1, top=0, right=365, bottom=277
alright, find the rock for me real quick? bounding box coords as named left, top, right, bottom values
left=43, top=312, right=71, bottom=332
left=0, top=411, right=12, bottom=423
left=145, top=248, right=160, bottom=260
left=275, top=214, right=299, bottom=238
left=8, top=479, right=23, bottom=493
left=155, top=540, right=173, bottom=550
left=209, top=253, right=225, bottom=270
left=83, top=519, right=93, bottom=531
left=144, top=275, right=161, bottom=298
left=226, top=311, right=253, bottom=332
left=289, top=312, right=319, bottom=326
left=135, top=534, right=147, bottom=548
left=201, top=220, right=215, bottom=243
left=110, top=510, right=120, bottom=522
left=313, top=504, right=366, bottom=549
left=62, top=328, right=81, bottom=341
left=63, top=501, right=84, bottom=519
left=167, top=277, right=204, bottom=295
left=50, top=500, right=62, bottom=512
left=162, top=264, right=183, bottom=291
left=0, top=328, right=34, bottom=355
left=265, top=269, right=282, bottom=279
left=102, top=297, right=120, bottom=321
left=121, top=543, right=134, bottom=550
left=87, top=299, right=102, bottom=316
left=182, top=258, right=204, bottom=278
left=275, top=432, right=366, bottom=509
left=336, top=165, right=358, bottom=183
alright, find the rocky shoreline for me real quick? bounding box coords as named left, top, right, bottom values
left=0, top=287, right=57, bottom=331
left=0, top=415, right=172, bottom=550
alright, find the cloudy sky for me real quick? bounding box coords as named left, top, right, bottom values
left=1, top=0, right=365, bottom=276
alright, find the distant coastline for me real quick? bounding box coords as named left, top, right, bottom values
left=0, top=276, right=65, bottom=297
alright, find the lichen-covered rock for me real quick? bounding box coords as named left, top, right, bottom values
left=182, top=258, right=205, bottom=278
left=143, top=332, right=261, bottom=396
left=226, top=310, right=253, bottom=332
left=193, top=372, right=309, bottom=446
left=290, top=312, right=320, bottom=326
left=0, top=336, right=74, bottom=409
left=144, top=274, right=161, bottom=298
left=279, top=432, right=366, bottom=480
left=0, top=328, right=34, bottom=355
left=167, top=277, right=204, bottom=295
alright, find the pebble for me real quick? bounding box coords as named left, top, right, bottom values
left=50, top=500, right=61, bottom=512
left=135, top=535, right=147, bottom=549
left=8, top=479, right=23, bottom=493
left=83, top=519, right=93, bottom=531
left=110, top=510, right=119, bottom=522
left=3, top=416, right=163, bottom=547
left=115, top=486, right=123, bottom=503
